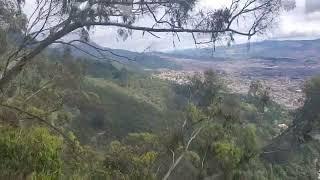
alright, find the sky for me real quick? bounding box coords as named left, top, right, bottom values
left=23, top=0, right=320, bottom=52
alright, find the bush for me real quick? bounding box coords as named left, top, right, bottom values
left=0, top=126, right=63, bottom=178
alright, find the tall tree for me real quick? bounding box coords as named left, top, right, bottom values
left=0, top=0, right=287, bottom=87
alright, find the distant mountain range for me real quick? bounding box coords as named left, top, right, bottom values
left=165, top=39, right=320, bottom=61
left=49, top=41, right=181, bottom=70
left=49, top=38, right=320, bottom=71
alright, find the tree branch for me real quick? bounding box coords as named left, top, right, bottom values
left=81, top=21, right=257, bottom=36
left=162, top=127, right=203, bottom=180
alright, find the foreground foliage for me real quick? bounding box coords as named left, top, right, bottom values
left=0, top=126, right=62, bottom=178
left=0, top=37, right=319, bottom=179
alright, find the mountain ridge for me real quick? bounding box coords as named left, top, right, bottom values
left=163, top=38, right=320, bottom=61
left=49, top=41, right=181, bottom=70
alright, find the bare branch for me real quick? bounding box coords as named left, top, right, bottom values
left=162, top=126, right=203, bottom=180
left=0, top=103, right=75, bottom=146
left=23, top=79, right=54, bottom=103
left=0, top=0, right=281, bottom=89
left=52, top=40, right=135, bottom=65
left=67, top=39, right=135, bottom=61
left=81, top=21, right=258, bottom=36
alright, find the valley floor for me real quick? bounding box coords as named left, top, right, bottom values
left=152, top=55, right=314, bottom=109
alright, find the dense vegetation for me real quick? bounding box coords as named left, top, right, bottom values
left=1, top=2, right=320, bottom=179
left=1, top=35, right=320, bottom=179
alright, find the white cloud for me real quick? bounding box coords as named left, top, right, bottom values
left=306, top=0, right=320, bottom=13
left=269, top=0, right=320, bottom=40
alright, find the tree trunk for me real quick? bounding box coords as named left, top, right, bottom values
left=0, top=22, right=79, bottom=88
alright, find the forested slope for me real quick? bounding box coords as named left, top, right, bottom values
left=1, top=19, right=320, bottom=179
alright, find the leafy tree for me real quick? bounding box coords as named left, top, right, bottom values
left=213, top=141, right=243, bottom=175
left=176, top=70, right=224, bottom=107
left=248, top=80, right=271, bottom=112
left=115, top=68, right=129, bottom=87
left=291, top=76, right=320, bottom=143
left=103, top=138, right=159, bottom=180
left=0, top=0, right=283, bottom=88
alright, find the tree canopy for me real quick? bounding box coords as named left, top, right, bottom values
left=0, top=0, right=288, bottom=88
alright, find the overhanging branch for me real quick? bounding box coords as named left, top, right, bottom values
left=80, top=21, right=257, bottom=36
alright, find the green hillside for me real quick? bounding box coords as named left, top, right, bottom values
left=1, top=27, right=320, bottom=180
left=71, top=76, right=181, bottom=146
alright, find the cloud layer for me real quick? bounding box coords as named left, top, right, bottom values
left=271, top=0, right=320, bottom=40
left=306, top=0, right=320, bottom=13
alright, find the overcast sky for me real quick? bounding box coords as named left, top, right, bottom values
left=24, top=0, right=320, bottom=52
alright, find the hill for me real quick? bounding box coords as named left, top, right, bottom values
left=165, top=39, right=320, bottom=61
left=49, top=41, right=181, bottom=71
